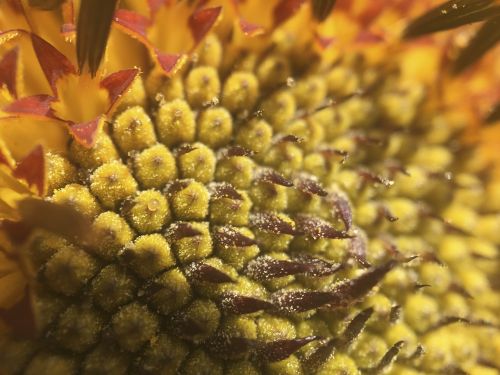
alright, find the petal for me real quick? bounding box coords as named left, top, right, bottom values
left=4, top=95, right=55, bottom=118
left=114, top=9, right=150, bottom=40
left=273, top=0, right=306, bottom=27
left=12, top=145, right=45, bottom=196
left=0, top=47, right=19, bottom=98
left=68, top=116, right=104, bottom=148
left=189, top=6, right=222, bottom=44
left=239, top=18, right=265, bottom=36
left=155, top=50, right=186, bottom=75
left=100, top=68, right=139, bottom=111
left=30, top=33, right=76, bottom=94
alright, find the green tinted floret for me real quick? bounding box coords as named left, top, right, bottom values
left=90, top=265, right=137, bottom=312
left=92, top=211, right=134, bottom=259
left=121, top=234, right=175, bottom=279
left=111, top=303, right=159, bottom=352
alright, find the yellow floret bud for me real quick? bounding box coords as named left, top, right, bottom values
left=111, top=303, right=159, bottom=352
left=121, top=234, right=175, bottom=279
left=236, top=119, right=273, bottom=155
left=112, top=106, right=156, bottom=154
left=51, top=183, right=102, bottom=218
left=210, top=190, right=252, bottom=226
left=266, top=355, right=303, bottom=375
left=125, top=190, right=170, bottom=233
left=326, top=66, right=359, bottom=97
left=25, top=353, right=76, bottom=375
left=82, top=344, right=129, bottom=375
left=182, top=350, right=222, bottom=375
left=256, top=54, right=291, bottom=89
left=197, top=34, right=222, bottom=68
left=197, top=107, right=233, bottom=149
left=384, top=198, right=420, bottom=233
left=287, top=119, right=324, bottom=152
left=404, top=293, right=440, bottom=333
left=133, top=143, right=178, bottom=189
left=90, top=265, right=137, bottom=312
left=30, top=232, right=70, bottom=267
left=168, top=221, right=212, bottom=264
left=156, top=99, right=196, bottom=147
left=411, top=145, right=453, bottom=173
left=147, top=268, right=192, bottom=315
left=177, top=143, right=216, bottom=183
left=179, top=299, right=220, bottom=343
left=45, top=153, right=78, bottom=194
left=250, top=180, right=289, bottom=211
left=44, top=245, right=98, bottom=296
left=215, top=155, right=255, bottom=189
left=420, top=332, right=453, bottom=372
left=115, top=75, right=147, bottom=111
left=54, top=305, right=103, bottom=353
left=146, top=72, right=185, bottom=101
left=168, top=180, right=210, bottom=220
left=215, top=227, right=259, bottom=270
left=419, top=262, right=451, bottom=295
left=90, top=161, right=138, bottom=209
left=222, top=71, right=259, bottom=114
left=351, top=333, right=388, bottom=369
left=292, top=75, right=327, bottom=110
left=69, top=130, right=119, bottom=169
left=92, top=211, right=134, bottom=259
left=185, top=66, right=220, bottom=108
left=140, top=334, right=188, bottom=374
left=317, top=353, right=359, bottom=375
left=261, top=90, right=296, bottom=132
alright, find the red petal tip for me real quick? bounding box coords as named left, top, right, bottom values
left=239, top=18, right=265, bottom=36
left=273, top=0, right=305, bottom=27
left=13, top=145, right=45, bottom=196
left=100, top=68, right=139, bottom=110
left=4, top=95, right=55, bottom=117
left=0, top=47, right=19, bottom=98
left=69, top=117, right=101, bottom=148
left=189, top=6, right=222, bottom=44
left=30, top=34, right=76, bottom=93
left=155, top=51, right=185, bottom=75
left=114, top=9, right=150, bottom=38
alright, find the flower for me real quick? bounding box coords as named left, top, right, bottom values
left=0, top=1, right=499, bottom=374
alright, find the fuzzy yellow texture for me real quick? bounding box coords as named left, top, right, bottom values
left=0, top=29, right=499, bottom=375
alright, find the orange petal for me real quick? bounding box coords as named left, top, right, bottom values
left=4, top=94, right=55, bottom=118
left=0, top=47, right=19, bottom=98
left=100, top=68, right=139, bottom=111
left=114, top=9, right=150, bottom=41
left=239, top=18, right=265, bottom=36
left=12, top=145, right=45, bottom=196
left=273, top=0, right=305, bottom=27
left=155, top=51, right=185, bottom=75
left=69, top=116, right=103, bottom=148
left=30, top=33, right=76, bottom=94
left=189, top=6, right=222, bottom=44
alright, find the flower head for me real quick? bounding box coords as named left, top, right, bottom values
left=0, top=1, right=499, bottom=374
